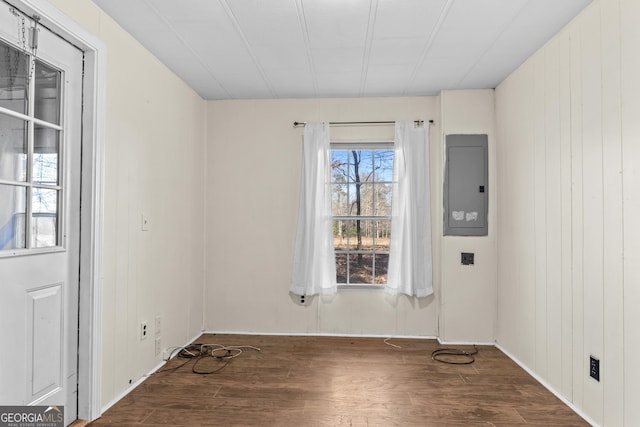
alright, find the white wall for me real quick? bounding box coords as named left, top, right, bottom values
left=38, top=0, right=501, bottom=413
left=205, top=97, right=442, bottom=337
left=495, top=0, right=640, bottom=425
left=46, top=0, right=207, bottom=408
left=35, top=0, right=637, bottom=420
left=439, top=90, right=497, bottom=344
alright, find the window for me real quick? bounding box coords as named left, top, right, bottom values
left=0, top=39, right=63, bottom=253
left=330, top=143, right=393, bottom=286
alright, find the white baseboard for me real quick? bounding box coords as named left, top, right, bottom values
left=202, top=330, right=438, bottom=340
left=436, top=336, right=495, bottom=346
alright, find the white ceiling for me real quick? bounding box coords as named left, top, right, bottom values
left=92, top=0, right=592, bottom=100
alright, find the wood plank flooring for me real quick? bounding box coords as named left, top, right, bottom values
left=89, top=334, right=588, bottom=426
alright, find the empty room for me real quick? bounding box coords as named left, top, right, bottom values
left=0, top=0, right=638, bottom=426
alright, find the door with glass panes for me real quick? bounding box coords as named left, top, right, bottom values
left=0, top=4, right=82, bottom=425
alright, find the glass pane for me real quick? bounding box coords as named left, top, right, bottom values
left=350, top=220, right=365, bottom=251
left=349, top=254, right=373, bottom=284
left=374, top=220, right=391, bottom=250
left=331, top=183, right=348, bottom=216
left=335, top=220, right=391, bottom=251
left=335, top=253, right=348, bottom=284
left=333, top=220, right=357, bottom=251
left=32, top=188, right=58, bottom=248
left=374, top=254, right=389, bottom=284
left=361, top=220, right=376, bottom=251
left=347, top=184, right=358, bottom=215
left=350, top=150, right=364, bottom=184
left=358, top=183, right=374, bottom=216
left=33, top=125, right=59, bottom=185
left=330, top=150, right=350, bottom=183
left=0, top=113, right=27, bottom=181
left=373, top=183, right=393, bottom=217
left=345, top=150, right=359, bottom=183
left=373, top=149, right=394, bottom=182
left=0, top=184, right=26, bottom=250
left=35, top=60, right=61, bottom=124
left=358, top=150, right=373, bottom=181
left=0, top=40, right=29, bottom=115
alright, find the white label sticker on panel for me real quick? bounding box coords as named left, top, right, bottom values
left=466, top=212, right=478, bottom=222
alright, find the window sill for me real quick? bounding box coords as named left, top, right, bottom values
left=337, top=284, right=385, bottom=291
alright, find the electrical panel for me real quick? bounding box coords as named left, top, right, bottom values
left=444, top=134, right=488, bottom=236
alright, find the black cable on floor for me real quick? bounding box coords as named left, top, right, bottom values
left=431, top=345, right=479, bottom=364
left=155, top=343, right=260, bottom=375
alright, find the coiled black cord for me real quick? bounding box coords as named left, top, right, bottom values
left=157, top=343, right=260, bottom=374
left=431, top=345, right=479, bottom=364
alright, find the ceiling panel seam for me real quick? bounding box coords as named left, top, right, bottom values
left=219, top=0, right=278, bottom=98
left=295, top=0, right=319, bottom=97
left=359, top=0, right=379, bottom=96
left=142, top=0, right=231, bottom=98
left=403, top=0, right=455, bottom=96
left=455, top=0, right=532, bottom=88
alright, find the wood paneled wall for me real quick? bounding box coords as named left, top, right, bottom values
left=48, top=0, right=208, bottom=409
left=495, top=0, right=640, bottom=425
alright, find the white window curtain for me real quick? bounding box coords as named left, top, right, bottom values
left=385, top=121, right=433, bottom=297
left=290, top=122, right=337, bottom=296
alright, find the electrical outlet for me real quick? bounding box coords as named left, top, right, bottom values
left=461, top=252, right=474, bottom=265
left=155, top=315, right=162, bottom=337
left=140, top=321, right=148, bottom=341
left=590, top=355, right=600, bottom=381
left=155, top=337, right=162, bottom=357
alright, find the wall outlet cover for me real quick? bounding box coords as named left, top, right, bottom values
left=140, top=321, right=148, bottom=340
left=461, top=252, right=475, bottom=265
left=589, top=355, right=600, bottom=381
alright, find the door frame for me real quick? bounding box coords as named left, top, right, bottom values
left=9, top=0, right=106, bottom=422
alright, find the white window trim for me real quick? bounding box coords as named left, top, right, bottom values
left=15, top=0, right=106, bottom=421
left=330, top=140, right=394, bottom=289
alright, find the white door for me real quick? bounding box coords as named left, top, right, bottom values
left=0, top=4, right=83, bottom=426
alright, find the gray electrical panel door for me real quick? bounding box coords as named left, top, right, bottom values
left=444, top=134, right=488, bottom=236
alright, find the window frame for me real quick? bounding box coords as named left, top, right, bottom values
left=330, top=140, right=394, bottom=289
left=0, top=43, right=67, bottom=257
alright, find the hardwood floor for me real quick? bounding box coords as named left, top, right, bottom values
left=89, top=334, right=589, bottom=426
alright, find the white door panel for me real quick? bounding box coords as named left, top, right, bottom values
left=0, top=2, right=83, bottom=425
left=27, top=283, right=63, bottom=401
